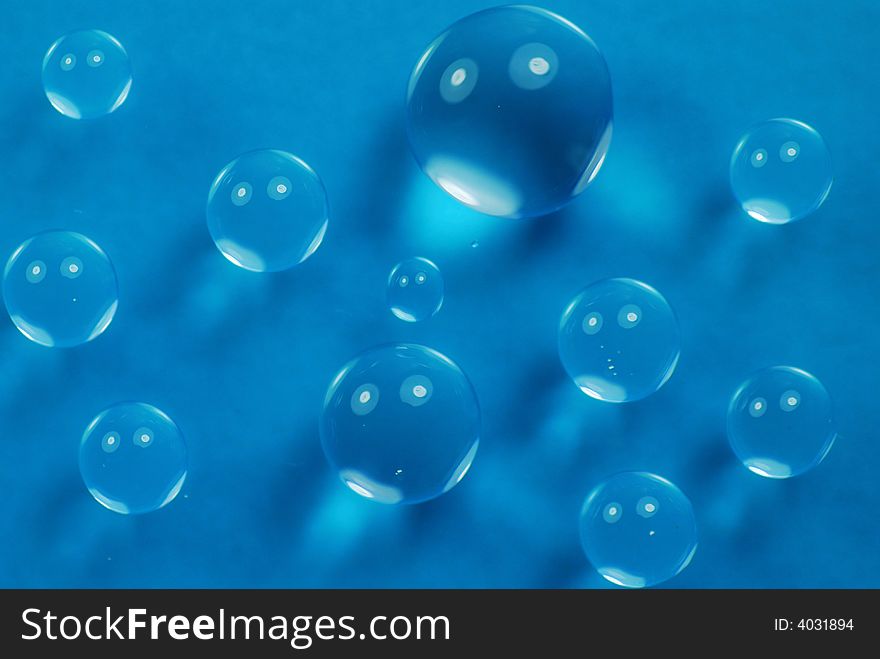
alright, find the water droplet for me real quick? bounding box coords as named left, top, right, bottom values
left=320, top=344, right=480, bottom=504
left=207, top=150, right=328, bottom=272
left=42, top=30, right=132, bottom=119
left=580, top=472, right=697, bottom=588
left=387, top=257, right=444, bottom=322
left=727, top=366, right=836, bottom=478
left=559, top=278, right=680, bottom=402
left=3, top=231, right=118, bottom=347
left=406, top=6, right=612, bottom=218
left=79, top=403, right=187, bottom=515
left=730, top=118, right=832, bottom=224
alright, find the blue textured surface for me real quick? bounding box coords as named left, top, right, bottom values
left=0, top=0, right=878, bottom=587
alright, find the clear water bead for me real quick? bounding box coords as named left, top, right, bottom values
left=580, top=472, right=698, bottom=588
left=558, top=278, right=680, bottom=402
left=406, top=5, right=612, bottom=218
left=729, top=118, right=832, bottom=224
left=387, top=257, right=445, bottom=322
left=79, top=402, right=187, bottom=515
left=320, top=344, right=480, bottom=504
left=3, top=231, right=118, bottom=347
left=727, top=366, right=836, bottom=478
left=206, top=149, right=329, bottom=272
left=42, top=29, right=132, bottom=119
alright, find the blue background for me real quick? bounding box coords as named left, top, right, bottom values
left=1, top=0, right=878, bottom=588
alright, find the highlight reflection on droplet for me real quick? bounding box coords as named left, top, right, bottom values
left=207, top=149, right=329, bottom=272
left=406, top=6, right=613, bottom=218
left=79, top=402, right=187, bottom=515
left=320, top=344, right=480, bottom=505
left=42, top=29, right=132, bottom=119
left=3, top=231, right=118, bottom=348
left=727, top=366, right=836, bottom=479
left=580, top=472, right=697, bottom=588
left=558, top=278, right=680, bottom=402
left=730, top=118, right=832, bottom=224
left=387, top=257, right=444, bottom=322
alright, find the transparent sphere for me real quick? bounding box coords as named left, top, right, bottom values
left=387, top=257, right=444, bottom=322
left=580, top=472, right=698, bottom=588
left=320, top=344, right=480, bottom=504
left=3, top=231, right=118, bottom=347
left=727, top=366, right=836, bottom=479
left=729, top=118, right=832, bottom=224
left=206, top=149, right=329, bottom=272
left=558, top=278, right=680, bottom=402
left=79, top=402, right=187, bottom=515
left=42, top=29, right=132, bottom=119
left=406, top=5, right=612, bottom=219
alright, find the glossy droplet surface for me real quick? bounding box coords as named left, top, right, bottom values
left=580, top=472, right=698, bottom=588
left=406, top=5, right=612, bottom=218
left=42, top=29, right=132, bottom=119
left=3, top=231, right=118, bottom=347
left=320, top=344, right=480, bottom=504
left=558, top=278, right=680, bottom=402
left=730, top=118, right=832, bottom=224
left=387, top=257, right=444, bottom=322
left=207, top=149, right=329, bottom=272
left=79, top=402, right=187, bottom=515
left=727, top=366, right=836, bottom=478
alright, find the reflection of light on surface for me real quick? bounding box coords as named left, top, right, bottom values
left=745, top=458, right=793, bottom=479
left=11, top=315, right=55, bottom=347
left=406, top=35, right=444, bottom=99
left=743, top=198, right=792, bottom=224
left=88, top=300, right=119, bottom=341
left=390, top=306, right=417, bottom=322
left=528, top=57, right=550, bottom=75
left=436, top=176, right=478, bottom=207
left=401, top=168, right=515, bottom=253
left=160, top=472, right=187, bottom=507
left=599, top=567, right=646, bottom=589
left=90, top=488, right=130, bottom=514
left=680, top=542, right=698, bottom=572
left=341, top=469, right=403, bottom=504
left=575, top=375, right=627, bottom=403
left=443, top=440, right=479, bottom=492
left=47, top=93, right=82, bottom=119
left=573, top=122, right=613, bottom=195
left=425, top=156, right=522, bottom=217
left=216, top=238, right=267, bottom=272
left=109, top=77, right=133, bottom=114
left=346, top=481, right=373, bottom=498
left=300, top=219, right=328, bottom=263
